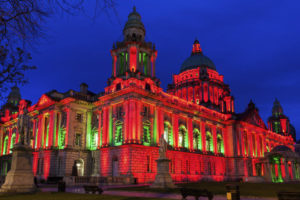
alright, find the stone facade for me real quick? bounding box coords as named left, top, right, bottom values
left=0, top=7, right=299, bottom=184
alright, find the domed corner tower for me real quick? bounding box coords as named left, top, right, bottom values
left=106, top=6, right=160, bottom=94
left=268, top=98, right=296, bottom=141
left=167, top=40, right=234, bottom=113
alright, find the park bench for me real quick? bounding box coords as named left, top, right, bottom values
left=83, top=185, right=103, bottom=194
left=180, top=187, right=213, bottom=200
left=278, top=192, right=300, bottom=200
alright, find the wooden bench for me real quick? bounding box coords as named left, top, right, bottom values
left=180, top=187, right=213, bottom=200
left=83, top=185, right=103, bottom=194
left=278, top=192, right=300, bottom=200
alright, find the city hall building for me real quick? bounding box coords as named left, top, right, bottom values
left=0, top=7, right=299, bottom=184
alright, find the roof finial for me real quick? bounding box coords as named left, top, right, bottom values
left=133, top=5, right=136, bottom=12
left=192, top=38, right=202, bottom=54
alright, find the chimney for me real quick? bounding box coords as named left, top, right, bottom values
left=80, top=83, right=88, bottom=94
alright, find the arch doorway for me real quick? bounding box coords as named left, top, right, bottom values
left=74, top=159, right=84, bottom=176
left=112, top=156, right=119, bottom=177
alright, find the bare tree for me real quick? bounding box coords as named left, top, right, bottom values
left=0, top=0, right=116, bottom=101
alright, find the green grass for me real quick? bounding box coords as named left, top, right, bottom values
left=0, top=192, right=165, bottom=200
left=109, top=182, right=300, bottom=197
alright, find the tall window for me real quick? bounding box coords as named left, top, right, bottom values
left=10, top=133, right=16, bottom=153
left=164, top=122, right=172, bottom=146
left=193, top=129, right=201, bottom=150
left=115, top=121, right=123, bottom=146
left=75, top=133, right=82, bottom=147
left=143, top=121, right=151, bottom=146
left=206, top=130, right=213, bottom=152
left=76, top=113, right=82, bottom=122
left=179, top=126, right=188, bottom=148
left=217, top=130, right=224, bottom=154
left=3, top=136, right=8, bottom=155
left=146, top=155, right=151, bottom=172
left=91, top=130, right=98, bottom=150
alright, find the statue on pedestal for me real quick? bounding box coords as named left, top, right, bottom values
left=150, top=134, right=175, bottom=188
left=17, top=108, right=31, bottom=146
left=159, top=134, right=168, bottom=159
left=0, top=107, right=36, bottom=194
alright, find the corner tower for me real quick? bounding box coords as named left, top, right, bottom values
left=107, top=7, right=159, bottom=93
left=167, top=40, right=234, bottom=113
left=268, top=99, right=296, bottom=141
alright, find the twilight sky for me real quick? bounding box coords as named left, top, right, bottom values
left=18, top=0, right=300, bottom=140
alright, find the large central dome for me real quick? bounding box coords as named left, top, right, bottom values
left=180, top=40, right=216, bottom=73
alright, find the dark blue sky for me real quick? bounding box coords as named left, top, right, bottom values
left=20, top=0, right=300, bottom=140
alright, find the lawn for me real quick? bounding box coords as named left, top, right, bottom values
left=0, top=192, right=165, bottom=200
left=109, top=181, right=300, bottom=197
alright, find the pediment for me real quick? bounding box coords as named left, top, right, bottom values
left=36, top=94, right=55, bottom=108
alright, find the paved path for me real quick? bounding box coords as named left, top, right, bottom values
left=41, top=186, right=276, bottom=200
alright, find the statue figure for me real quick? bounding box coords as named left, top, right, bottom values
left=17, top=108, right=30, bottom=146
left=159, top=134, right=168, bottom=158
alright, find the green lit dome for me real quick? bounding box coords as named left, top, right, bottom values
left=180, top=40, right=216, bottom=73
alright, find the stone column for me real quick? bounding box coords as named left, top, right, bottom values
left=212, top=124, right=217, bottom=153
left=201, top=120, right=206, bottom=152
left=136, top=101, right=142, bottom=143
left=187, top=118, right=193, bottom=151
left=85, top=110, right=92, bottom=149
left=172, top=113, right=179, bottom=148
left=48, top=111, right=55, bottom=148
left=97, top=110, right=102, bottom=147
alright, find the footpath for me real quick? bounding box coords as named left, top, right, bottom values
left=41, top=186, right=276, bottom=200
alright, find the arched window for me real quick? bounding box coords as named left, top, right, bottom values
left=193, top=128, right=201, bottom=150
left=217, top=131, right=224, bottom=154
left=10, top=133, right=16, bottom=153
left=91, top=129, right=98, bottom=150
left=164, top=122, right=173, bottom=146
left=59, top=129, right=66, bottom=149
left=206, top=130, right=213, bottom=152
left=2, top=136, right=8, bottom=155
left=179, top=125, right=188, bottom=148
left=143, top=121, right=151, bottom=146
left=114, top=121, right=123, bottom=146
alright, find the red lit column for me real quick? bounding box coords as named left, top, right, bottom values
left=97, top=110, right=102, bottom=148
left=48, top=111, right=55, bottom=148
left=128, top=100, right=134, bottom=142
left=64, top=108, right=71, bottom=147
left=37, top=115, right=43, bottom=149
left=235, top=126, right=241, bottom=156
left=54, top=111, right=60, bottom=147
left=124, top=101, right=129, bottom=143
left=212, top=124, right=217, bottom=153
left=222, top=128, right=228, bottom=156
left=241, top=130, right=245, bottom=157
left=32, top=119, right=36, bottom=149
left=249, top=132, right=253, bottom=158
left=201, top=120, right=206, bottom=152
left=102, top=107, right=108, bottom=146
left=188, top=118, right=193, bottom=151
left=136, top=101, right=141, bottom=143
left=7, top=128, right=12, bottom=153
left=158, top=107, right=164, bottom=141
left=172, top=113, right=179, bottom=148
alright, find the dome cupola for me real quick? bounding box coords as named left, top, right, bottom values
left=123, top=6, right=145, bottom=42
left=180, top=40, right=216, bottom=73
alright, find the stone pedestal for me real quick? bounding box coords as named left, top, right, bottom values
left=0, top=144, right=36, bottom=194
left=151, top=158, right=175, bottom=188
